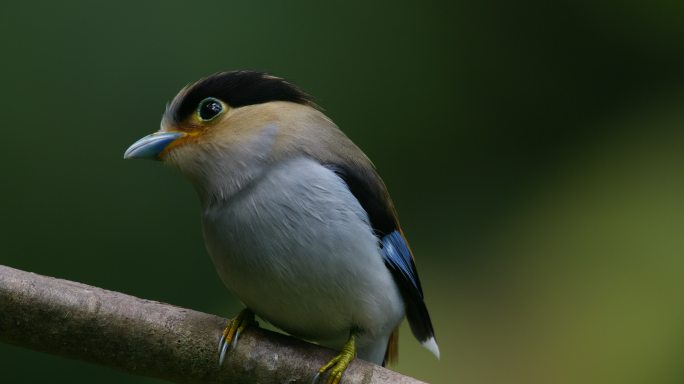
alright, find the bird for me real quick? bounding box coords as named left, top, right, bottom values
left=124, top=71, right=439, bottom=383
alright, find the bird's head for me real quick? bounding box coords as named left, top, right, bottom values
left=124, top=71, right=321, bottom=202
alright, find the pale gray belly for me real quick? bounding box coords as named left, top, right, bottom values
left=201, top=158, right=404, bottom=346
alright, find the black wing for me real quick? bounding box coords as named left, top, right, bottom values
left=325, top=163, right=437, bottom=346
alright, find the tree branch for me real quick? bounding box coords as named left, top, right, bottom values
left=0, top=265, right=424, bottom=383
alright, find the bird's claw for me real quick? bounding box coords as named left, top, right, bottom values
left=313, top=332, right=356, bottom=384
left=218, top=308, right=254, bottom=366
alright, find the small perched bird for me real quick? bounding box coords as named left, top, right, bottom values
left=124, top=71, right=439, bottom=383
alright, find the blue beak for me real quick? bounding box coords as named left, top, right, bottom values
left=124, top=131, right=185, bottom=160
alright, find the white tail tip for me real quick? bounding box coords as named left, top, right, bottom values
left=422, top=337, right=440, bottom=359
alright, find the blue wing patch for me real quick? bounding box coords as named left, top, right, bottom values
left=381, top=231, right=434, bottom=343
left=381, top=231, right=424, bottom=297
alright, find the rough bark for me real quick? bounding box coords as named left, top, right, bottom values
left=0, top=265, right=424, bottom=384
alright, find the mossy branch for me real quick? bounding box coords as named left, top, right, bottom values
left=0, top=265, right=424, bottom=383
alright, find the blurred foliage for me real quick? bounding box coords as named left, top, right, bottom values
left=0, top=1, right=683, bottom=383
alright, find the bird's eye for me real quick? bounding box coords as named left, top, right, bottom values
left=197, top=98, right=224, bottom=121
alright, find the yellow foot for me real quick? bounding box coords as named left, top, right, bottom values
left=313, top=332, right=356, bottom=384
left=218, top=308, right=255, bottom=365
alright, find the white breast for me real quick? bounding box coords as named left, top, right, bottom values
left=201, top=157, right=404, bottom=361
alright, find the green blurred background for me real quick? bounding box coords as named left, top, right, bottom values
left=1, top=1, right=683, bottom=383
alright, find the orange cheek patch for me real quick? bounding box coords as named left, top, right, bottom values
left=159, top=129, right=203, bottom=158
left=159, top=112, right=225, bottom=159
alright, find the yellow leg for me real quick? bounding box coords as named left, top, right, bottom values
left=218, top=308, right=254, bottom=365
left=314, top=331, right=356, bottom=384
